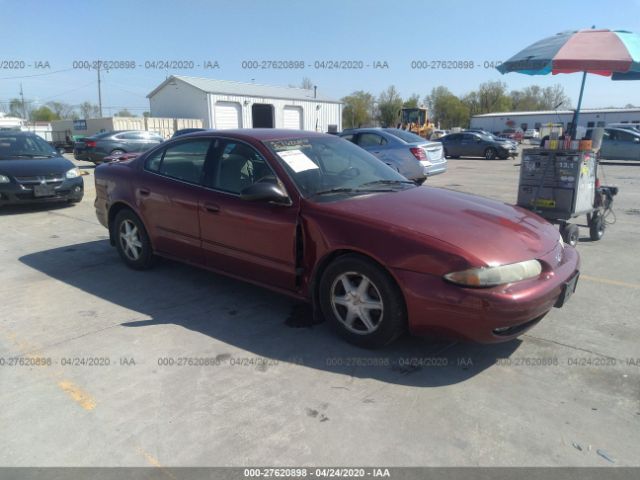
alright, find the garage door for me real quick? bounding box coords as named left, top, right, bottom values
left=283, top=106, right=303, bottom=130
left=214, top=102, right=242, bottom=129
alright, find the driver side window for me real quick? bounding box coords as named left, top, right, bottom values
left=209, top=140, right=277, bottom=194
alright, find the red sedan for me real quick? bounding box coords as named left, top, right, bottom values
left=94, top=130, right=579, bottom=348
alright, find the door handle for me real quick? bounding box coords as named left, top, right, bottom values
left=139, top=188, right=150, bottom=197
left=203, top=203, right=220, bottom=213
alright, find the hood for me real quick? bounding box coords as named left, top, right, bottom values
left=314, top=186, right=560, bottom=267
left=0, top=156, right=74, bottom=177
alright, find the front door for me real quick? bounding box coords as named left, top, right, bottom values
left=198, top=139, right=298, bottom=290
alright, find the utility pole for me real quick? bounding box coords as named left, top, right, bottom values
left=97, top=62, right=103, bottom=117
left=19, top=83, right=27, bottom=120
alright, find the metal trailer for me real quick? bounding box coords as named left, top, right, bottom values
left=517, top=148, right=618, bottom=246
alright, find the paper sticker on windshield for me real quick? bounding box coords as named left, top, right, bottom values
left=277, top=149, right=319, bottom=173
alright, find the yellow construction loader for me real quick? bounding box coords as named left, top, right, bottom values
left=398, top=107, right=434, bottom=139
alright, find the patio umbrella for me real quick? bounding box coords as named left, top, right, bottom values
left=497, top=28, right=640, bottom=136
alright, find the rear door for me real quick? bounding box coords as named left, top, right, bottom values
left=459, top=133, right=478, bottom=156
left=115, top=132, right=147, bottom=152
left=355, top=132, right=389, bottom=161
left=137, top=139, right=213, bottom=263
left=613, top=129, right=640, bottom=160
left=599, top=130, right=616, bottom=159
left=198, top=138, right=298, bottom=290
left=443, top=134, right=460, bottom=156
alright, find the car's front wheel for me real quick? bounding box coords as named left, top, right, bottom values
left=113, top=209, right=154, bottom=270
left=319, top=254, right=406, bottom=349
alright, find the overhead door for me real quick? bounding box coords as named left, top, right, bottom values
left=283, top=106, right=303, bottom=130
left=214, top=102, right=242, bottom=129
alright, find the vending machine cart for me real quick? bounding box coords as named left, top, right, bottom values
left=517, top=148, right=617, bottom=246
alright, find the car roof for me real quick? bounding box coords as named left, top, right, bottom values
left=184, top=128, right=331, bottom=141
left=607, top=127, right=640, bottom=135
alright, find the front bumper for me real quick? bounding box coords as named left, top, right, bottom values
left=0, top=177, right=84, bottom=205
left=393, top=245, right=580, bottom=343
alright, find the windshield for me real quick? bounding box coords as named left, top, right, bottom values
left=401, top=109, right=426, bottom=125
left=264, top=136, right=415, bottom=200
left=0, top=134, right=57, bottom=159
left=386, top=129, right=425, bottom=143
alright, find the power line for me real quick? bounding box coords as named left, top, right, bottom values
left=0, top=68, right=75, bottom=80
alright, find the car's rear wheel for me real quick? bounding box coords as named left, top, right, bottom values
left=443, top=148, right=450, bottom=158
left=319, top=254, right=406, bottom=349
left=114, top=209, right=154, bottom=270
left=110, top=149, right=125, bottom=157
left=484, top=147, right=497, bottom=160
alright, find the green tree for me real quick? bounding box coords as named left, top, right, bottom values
left=342, top=90, right=375, bottom=128
left=402, top=93, right=421, bottom=108
left=476, top=81, right=512, bottom=113
left=426, top=86, right=470, bottom=129
left=9, top=98, right=29, bottom=119
left=79, top=102, right=100, bottom=119
left=377, top=85, right=403, bottom=127
left=46, top=101, right=77, bottom=119
left=116, top=109, right=135, bottom=117
left=31, top=106, right=59, bottom=122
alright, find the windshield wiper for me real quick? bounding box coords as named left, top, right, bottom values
left=312, top=187, right=357, bottom=196
left=358, top=179, right=416, bottom=188
left=312, top=186, right=398, bottom=197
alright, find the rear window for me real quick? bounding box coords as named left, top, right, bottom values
left=385, top=129, right=424, bottom=143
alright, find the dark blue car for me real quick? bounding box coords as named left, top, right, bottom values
left=0, top=132, right=83, bottom=206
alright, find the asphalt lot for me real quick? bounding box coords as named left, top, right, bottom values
left=0, top=150, right=639, bottom=467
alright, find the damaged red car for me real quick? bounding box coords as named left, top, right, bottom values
left=94, top=130, right=579, bottom=348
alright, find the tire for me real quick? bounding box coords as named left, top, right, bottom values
left=318, top=254, right=406, bottom=349
left=443, top=148, right=450, bottom=159
left=113, top=209, right=155, bottom=270
left=57, top=147, right=66, bottom=156
left=589, top=214, right=605, bottom=241
left=110, top=149, right=125, bottom=157
left=560, top=223, right=579, bottom=247
left=484, top=148, right=497, bottom=160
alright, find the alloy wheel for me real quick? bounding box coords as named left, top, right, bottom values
left=119, top=219, right=143, bottom=261
left=330, top=272, right=384, bottom=335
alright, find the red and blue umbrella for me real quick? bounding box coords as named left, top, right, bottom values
left=498, top=29, right=640, bottom=135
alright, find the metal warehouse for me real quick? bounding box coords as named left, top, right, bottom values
left=147, top=75, right=342, bottom=132
left=470, top=108, right=640, bottom=133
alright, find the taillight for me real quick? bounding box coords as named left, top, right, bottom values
left=410, top=147, right=426, bottom=161
left=85, top=140, right=96, bottom=148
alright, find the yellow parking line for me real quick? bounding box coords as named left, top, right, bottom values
left=57, top=380, right=97, bottom=411
left=581, top=274, right=640, bottom=289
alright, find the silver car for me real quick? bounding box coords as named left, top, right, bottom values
left=594, top=128, right=640, bottom=161
left=339, top=128, right=447, bottom=183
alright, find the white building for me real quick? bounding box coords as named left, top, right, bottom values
left=470, top=108, right=640, bottom=133
left=147, top=75, right=342, bottom=133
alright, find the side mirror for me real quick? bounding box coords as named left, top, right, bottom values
left=240, top=182, right=289, bottom=203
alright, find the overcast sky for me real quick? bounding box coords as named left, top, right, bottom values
left=2, top=0, right=640, bottom=115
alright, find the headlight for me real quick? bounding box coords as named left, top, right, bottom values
left=444, top=259, right=542, bottom=287
left=65, top=167, right=80, bottom=179
left=0, top=174, right=10, bottom=184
